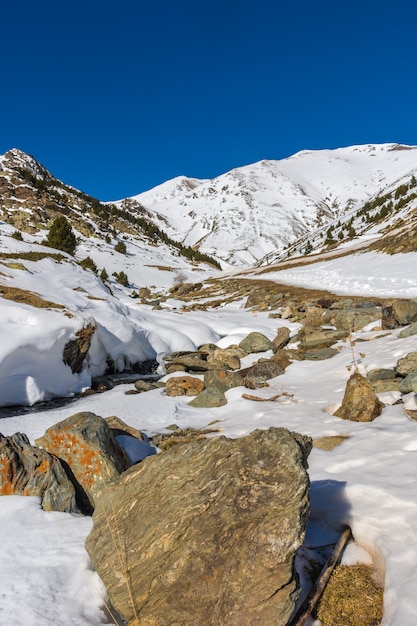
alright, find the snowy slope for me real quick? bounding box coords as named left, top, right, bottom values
left=125, top=143, right=417, bottom=265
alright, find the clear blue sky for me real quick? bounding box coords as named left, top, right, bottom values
left=1, top=0, right=417, bottom=201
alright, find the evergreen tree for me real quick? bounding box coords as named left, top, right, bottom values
left=44, top=215, right=77, bottom=255
left=100, top=267, right=109, bottom=282
left=114, top=240, right=127, bottom=254
left=80, top=256, right=98, bottom=274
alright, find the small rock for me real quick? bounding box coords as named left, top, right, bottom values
left=239, top=332, right=273, bottom=353
left=188, top=388, right=227, bottom=408
left=272, top=327, right=291, bottom=350
left=334, top=373, right=384, bottom=422
left=302, top=347, right=339, bottom=361
left=399, top=372, right=417, bottom=394
left=165, top=376, right=205, bottom=397
left=366, top=368, right=397, bottom=382
left=398, top=321, right=417, bottom=338
left=240, top=360, right=284, bottom=389
left=396, top=351, right=417, bottom=376
left=134, top=380, right=159, bottom=392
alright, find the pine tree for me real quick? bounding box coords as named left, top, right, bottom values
left=44, top=215, right=77, bottom=255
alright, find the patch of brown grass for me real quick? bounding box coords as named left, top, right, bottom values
left=0, top=251, right=65, bottom=262
left=313, top=435, right=350, bottom=450
left=0, top=284, right=64, bottom=309
left=314, top=563, right=383, bottom=626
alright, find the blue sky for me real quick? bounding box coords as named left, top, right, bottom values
left=1, top=0, right=417, bottom=200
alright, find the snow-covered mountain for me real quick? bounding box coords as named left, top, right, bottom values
left=122, top=143, right=417, bottom=265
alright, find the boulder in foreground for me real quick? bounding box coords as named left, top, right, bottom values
left=86, top=427, right=311, bottom=626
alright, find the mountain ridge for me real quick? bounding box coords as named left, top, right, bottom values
left=1, top=143, right=417, bottom=270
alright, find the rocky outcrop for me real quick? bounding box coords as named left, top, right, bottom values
left=63, top=323, right=95, bottom=374
left=0, top=432, right=77, bottom=512
left=86, top=427, right=312, bottom=626
left=35, top=412, right=131, bottom=512
left=334, top=373, right=384, bottom=422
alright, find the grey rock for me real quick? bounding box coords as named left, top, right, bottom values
left=366, top=368, right=397, bottom=382
left=239, top=360, right=284, bottom=389
left=239, top=332, right=273, bottom=353
left=86, top=427, right=312, bottom=626
left=398, top=322, right=417, bottom=338
left=188, top=388, right=227, bottom=408
left=302, top=347, right=339, bottom=361
left=396, top=351, right=417, bottom=376
left=399, top=372, right=417, bottom=394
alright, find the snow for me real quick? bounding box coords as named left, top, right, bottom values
left=253, top=250, right=417, bottom=298
left=125, top=143, right=417, bottom=265
left=0, top=238, right=416, bottom=623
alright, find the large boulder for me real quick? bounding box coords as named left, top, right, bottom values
left=334, top=373, right=384, bottom=422
left=0, top=432, right=77, bottom=512
left=35, top=412, right=131, bottom=512
left=86, top=427, right=312, bottom=626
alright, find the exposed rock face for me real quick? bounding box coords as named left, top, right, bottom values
left=203, top=369, right=243, bottom=393
left=86, top=427, right=312, bottom=626
left=334, top=373, right=384, bottom=422
left=165, top=376, right=205, bottom=397
left=0, top=432, right=77, bottom=512
left=399, top=372, right=417, bottom=394
left=35, top=412, right=131, bottom=511
left=63, top=323, right=95, bottom=374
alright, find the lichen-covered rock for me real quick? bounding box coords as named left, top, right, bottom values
left=334, top=373, right=384, bottom=422
left=203, top=369, right=243, bottom=393
left=165, top=376, right=205, bottom=397
left=86, top=427, right=312, bottom=626
left=35, top=412, right=131, bottom=511
left=239, top=331, right=273, bottom=353
left=0, top=432, right=77, bottom=512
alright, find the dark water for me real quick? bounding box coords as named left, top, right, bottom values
left=0, top=370, right=160, bottom=419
